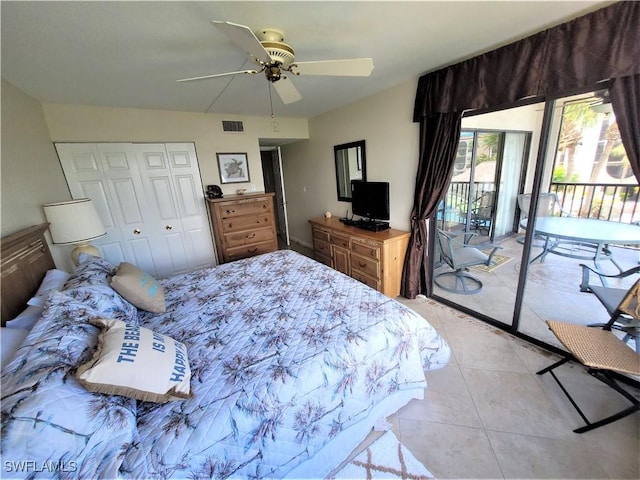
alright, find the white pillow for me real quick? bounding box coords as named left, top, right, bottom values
left=76, top=318, right=191, bottom=403
left=1, top=327, right=29, bottom=368
left=26, top=269, right=71, bottom=307
left=5, top=305, right=43, bottom=330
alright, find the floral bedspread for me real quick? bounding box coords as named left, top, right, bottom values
left=124, top=250, right=450, bottom=478
left=1, top=250, right=449, bottom=479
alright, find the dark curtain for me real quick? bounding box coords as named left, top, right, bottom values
left=403, top=1, right=640, bottom=299
left=610, top=75, right=640, bottom=182
left=401, top=113, right=462, bottom=298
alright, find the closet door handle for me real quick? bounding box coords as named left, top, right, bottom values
left=165, top=225, right=173, bottom=230
left=133, top=229, right=141, bottom=235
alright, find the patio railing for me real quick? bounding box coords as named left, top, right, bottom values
left=441, top=181, right=639, bottom=228
left=551, top=182, right=639, bottom=224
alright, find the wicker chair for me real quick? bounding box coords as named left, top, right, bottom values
left=537, top=280, right=640, bottom=433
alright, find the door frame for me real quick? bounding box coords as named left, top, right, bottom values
left=260, top=146, right=290, bottom=246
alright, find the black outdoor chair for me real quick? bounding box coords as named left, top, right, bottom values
left=470, top=191, right=494, bottom=235
left=434, top=229, right=501, bottom=295
left=580, top=263, right=640, bottom=352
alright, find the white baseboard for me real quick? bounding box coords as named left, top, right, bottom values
left=289, top=236, right=312, bottom=250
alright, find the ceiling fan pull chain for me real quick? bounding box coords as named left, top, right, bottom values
left=268, top=82, right=275, bottom=118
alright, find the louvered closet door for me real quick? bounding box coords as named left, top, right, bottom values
left=55, top=143, right=215, bottom=278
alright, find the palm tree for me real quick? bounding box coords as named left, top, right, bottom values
left=556, top=102, right=598, bottom=181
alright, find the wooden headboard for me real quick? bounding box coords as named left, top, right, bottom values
left=1, top=224, right=56, bottom=326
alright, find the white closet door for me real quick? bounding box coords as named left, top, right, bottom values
left=55, top=143, right=215, bottom=278
left=134, top=143, right=214, bottom=276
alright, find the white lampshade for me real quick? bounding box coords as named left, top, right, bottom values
left=43, top=198, right=106, bottom=265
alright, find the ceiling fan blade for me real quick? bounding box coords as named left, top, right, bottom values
left=273, top=76, right=302, bottom=104
left=292, top=58, right=374, bottom=77
left=211, top=21, right=272, bottom=65
left=177, top=69, right=259, bottom=83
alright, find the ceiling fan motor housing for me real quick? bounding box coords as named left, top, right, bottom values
left=255, top=28, right=295, bottom=69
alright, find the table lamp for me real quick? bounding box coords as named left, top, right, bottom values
left=43, top=198, right=107, bottom=265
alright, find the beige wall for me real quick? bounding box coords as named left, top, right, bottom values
left=1, top=80, right=70, bottom=240
left=42, top=103, right=309, bottom=197
left=281, top=79, right=419, bottom=246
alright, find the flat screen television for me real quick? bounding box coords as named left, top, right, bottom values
left=351, top=181, right=390, bottom=221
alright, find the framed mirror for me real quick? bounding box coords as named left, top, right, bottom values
left=334, top=140, right=366, bottom=202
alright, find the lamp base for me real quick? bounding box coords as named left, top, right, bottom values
left=70, top=243, right=101, bottom=266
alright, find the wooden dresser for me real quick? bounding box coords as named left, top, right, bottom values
left=207, top=193, right=278, bottom=263
left=309, top=217, right=410, bottom=298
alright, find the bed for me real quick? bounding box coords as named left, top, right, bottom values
left=1, top=224, right=450, bottom=479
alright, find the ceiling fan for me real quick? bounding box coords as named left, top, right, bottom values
left=177, top=21, right=374, bottom=105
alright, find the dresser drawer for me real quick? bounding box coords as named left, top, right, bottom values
left=217, top=198, right=272, bottom=219
left=312, top=227, right=330, bottom=243
left=330, top=232, right=351, bottom=249
left=352, top=240, right=380, bottom=260
left=220, top=213, right=272, bottom=233
left=351, top=270, right=381, bottom=291
left=313, top=238, right=330, bottom=257
left=226, top=241, right=275, bottom=261
left=224, top=227, right=274, bottom=248
left=351, top=252, right=380, bottom=279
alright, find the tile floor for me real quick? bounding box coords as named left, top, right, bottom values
left=351, top=296, right=640, bottom=479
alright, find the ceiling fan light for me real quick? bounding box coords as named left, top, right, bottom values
left=265, top=65, right=282, bottom=82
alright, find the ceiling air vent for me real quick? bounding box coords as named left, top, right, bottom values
left=222, top=120, right=244, bottom=133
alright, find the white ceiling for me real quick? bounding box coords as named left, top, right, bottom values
left=1, top=1, right=611, bottom=119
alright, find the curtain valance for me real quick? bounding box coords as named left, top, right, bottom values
left=413, top=1, right=640, bottom=119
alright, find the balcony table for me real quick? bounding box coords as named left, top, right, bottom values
left=521, top=217, right=640, bottom=273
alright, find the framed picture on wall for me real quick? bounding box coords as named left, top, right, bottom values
left=216, top=153, right=250, bottom=183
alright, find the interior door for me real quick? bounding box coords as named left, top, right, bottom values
left=56, top=142, right=215, bottom=277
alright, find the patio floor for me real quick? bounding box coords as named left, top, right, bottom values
left=433, top=233, right=639, bottom=349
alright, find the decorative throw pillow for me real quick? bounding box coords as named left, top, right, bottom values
left=110, top=262, right=166, bottom=313
left=76, top=318, right=191, bottom=403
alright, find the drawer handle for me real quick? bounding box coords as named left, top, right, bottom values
left=246, top=233, right=256, bottom=239
left=359, top=261, right=367, bottom=267
left=226, top=209, right=235, bottom=214
left=248, top=248, right=258, bottom=254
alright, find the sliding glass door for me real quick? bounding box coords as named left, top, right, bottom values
left=431, top=90, right=639, bottom=349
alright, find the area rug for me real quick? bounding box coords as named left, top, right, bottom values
left=470, top=253, right=512, bottom=273
left=331, top=431, right=434, bottom=479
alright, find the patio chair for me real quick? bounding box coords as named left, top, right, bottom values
left=516, top=192, right=569, bottom=245
left=434, top=229, right=501, bottom=294
left=517, top=192, right=570, bottom=220
left=579, top=264, right=640, bottom=352
left=470, top=191, right=494, bottom=235
left=536, top=318, right=640, bottom=433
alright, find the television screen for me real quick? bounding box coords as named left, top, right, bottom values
left=351, top=181, right=390, bottom=221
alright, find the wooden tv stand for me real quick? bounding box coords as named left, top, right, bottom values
left=309, top=217, right=410, bottom=298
